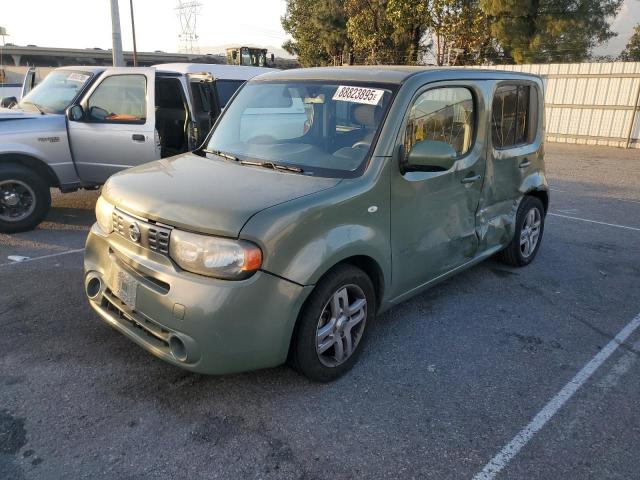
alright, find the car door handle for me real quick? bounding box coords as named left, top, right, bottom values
left=461, top=174, right=481, bottom=184
left=519, top=159, right=531, bottom=168
left=131, top=134, right=145, bottom=142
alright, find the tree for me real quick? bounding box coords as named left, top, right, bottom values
left=480, top=0, right=624, bottom=64
left=346, top=0, right=429, bottom=64
left=281, top=0, right=349, bottom=66
left=620, top=24, right=640, bottom=61
left=428, top=0, right=495, bottom=65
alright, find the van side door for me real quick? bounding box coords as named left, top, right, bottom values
left=67, top=67, right=158, bottom=184
left=186, top=72, right=219, bottom=147
left=479, top=80, right=543, bottom=250
left=389, top=81, right=488, bottom=299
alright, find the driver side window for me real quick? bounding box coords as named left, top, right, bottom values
left=87, top=75, right=147, bottom=124
left=404, top=87, right=474, bottom=158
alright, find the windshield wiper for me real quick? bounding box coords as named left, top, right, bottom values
left=200, top=149, right=238, bottom=161
left=22, top=101, right=46, bottom=115
left=239, top=160, right=304, bottom=174
left=201, top=149, right=304, bottom=174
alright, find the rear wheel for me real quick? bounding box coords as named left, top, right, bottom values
left=0, top=164, right=51, bottom=233
left=497, top=196, right=545, bottom=267
left=290, top=264, right=375, bottom=382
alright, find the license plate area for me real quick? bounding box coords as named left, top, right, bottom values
left=112, top=267, right=138, bottom=310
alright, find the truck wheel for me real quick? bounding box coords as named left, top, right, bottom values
left=290, top=264, right=375, bottom=382
left=497, top=196, right=545, bottom=267
left=0, top=164, right=51, bottom=233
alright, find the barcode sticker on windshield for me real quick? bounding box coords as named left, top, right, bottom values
left=67, top=73, right=89, bottom=83
left=332, top=86, right=384, bottom=105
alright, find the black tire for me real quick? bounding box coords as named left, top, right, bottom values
left=290, top=264, right=376, bottom=382
left=497, top=196, right=545, bottom=267
left=0, top=164, right=51, bottom=233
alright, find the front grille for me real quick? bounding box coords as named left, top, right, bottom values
left=148, top=227, right=170, bottom=254
left=112, top=209, right=172, bottom=255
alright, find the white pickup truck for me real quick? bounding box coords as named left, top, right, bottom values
left=0, top=63, right=273, bottom=232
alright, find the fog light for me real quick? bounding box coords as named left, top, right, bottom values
left=169, top=335, right=187, bottom=362
left=86, top=275, right=102, bottom=299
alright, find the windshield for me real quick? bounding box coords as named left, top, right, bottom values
left=205, top=81, right=394, bottom=177
left=18, top=70, right=93, bottom=114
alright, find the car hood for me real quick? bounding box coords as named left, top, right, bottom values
left=102, top=152, right=341, bottom=237
left=0, top=109, right=65, bottom=136
left=0, top=107, right=44, bottom=120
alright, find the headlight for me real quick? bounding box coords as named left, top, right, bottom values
left=95, top=196, right=114, bottom=234
left=169, top=229, right=262, bottom=279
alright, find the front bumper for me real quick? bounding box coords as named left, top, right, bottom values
left=84, top=224, right=312, bottom=375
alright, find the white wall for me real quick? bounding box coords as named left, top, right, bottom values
left=473, top=62, right=640, bottom=149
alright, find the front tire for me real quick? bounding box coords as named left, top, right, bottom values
left=290, top=264, right=375, bottom=382
left=0, top=164, right=51, bottom=233
left=497, top=196, right=545, bottom=267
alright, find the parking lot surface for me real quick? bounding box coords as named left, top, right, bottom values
left=1, top=143, right=639, bottom=479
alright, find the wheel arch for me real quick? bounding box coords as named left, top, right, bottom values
left=525, top=188, right=549, bottom=213
left=0, top=153, right=60, bottom=187
left=305, top=254, right=386, bottom=314
left=519, top=170, right=549, bottom=214
left=286, top=254, right=385, bottom=363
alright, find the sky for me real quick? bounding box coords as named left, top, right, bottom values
left=0, top=0, right=292, bottom=55
left=0, top=0, right=638, bottom=58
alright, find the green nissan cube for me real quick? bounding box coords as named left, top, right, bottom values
left=84, top=66, right=548, bottom=382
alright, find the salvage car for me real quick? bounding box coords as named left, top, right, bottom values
left=84, top=67, right=548, bottom=382
left=0, top=63, right=273, bottom=232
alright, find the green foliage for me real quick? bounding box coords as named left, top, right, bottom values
left=346, top=0, right=429, bottom=64
left=480, top=0, right=624, bottom=63
left=429, top=0, right=495, bottom=65
left=281, top=0, right=348, bottom=66
left=282, top=0, right=625, bottom=66
left=620, top=24, right=640, bottom=61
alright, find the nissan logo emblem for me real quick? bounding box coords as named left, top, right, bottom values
left=128, top=222, right=141, bottom=243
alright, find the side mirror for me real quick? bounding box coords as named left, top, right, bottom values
left=0, top=96, right=18, bottom=108
left=405, top=140, right=457, bottom=172
left=67, top=104, right=85, bottom=121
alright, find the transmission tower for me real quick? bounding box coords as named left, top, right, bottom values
left=176, top=1, right=202, bottom=54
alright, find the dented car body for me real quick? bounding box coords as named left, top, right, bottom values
left=84, top=67, right=548, bottom=381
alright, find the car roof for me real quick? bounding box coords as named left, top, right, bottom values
left=54, top=64, right=275, bottom=81
left=56, top=66, right=107, bottom=74
left=252, top=65, right=542, bottom=85
left=153, top=63, right=275, bottom=80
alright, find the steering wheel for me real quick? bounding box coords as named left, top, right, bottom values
left=352, top=141, right=371, bottom=150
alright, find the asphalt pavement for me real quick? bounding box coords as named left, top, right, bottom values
left=1, top=143, right=639, bottom=479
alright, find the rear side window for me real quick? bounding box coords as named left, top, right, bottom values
left=404, top=87, right=475, bottom=158
left=215, top=79, right=245, bottom=107
left=87, top=74, right=146, bottom=123
left=492, top=85, right=536, bottom=148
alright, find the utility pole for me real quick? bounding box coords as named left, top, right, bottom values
left=129, top=0, right=138, bottom=66
left=110, top=0, right=125, bottom=66
left=0, top=27, right=7, bottom=71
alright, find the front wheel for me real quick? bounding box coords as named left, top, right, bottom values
left=497, top=196, right=545, bottom=267
left=0, top=164, right=51, bottom=233
left=290, top=264, right=375, bottom=382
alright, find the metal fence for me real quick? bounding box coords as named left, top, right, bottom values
left=475, top=62, right=640, bottom=149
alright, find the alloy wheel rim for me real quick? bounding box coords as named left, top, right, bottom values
left=520, top=207, right=541, bottom=258
left=316, top=284, right=367, bottom=367
left=0, top=180, right=36, bottom=222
